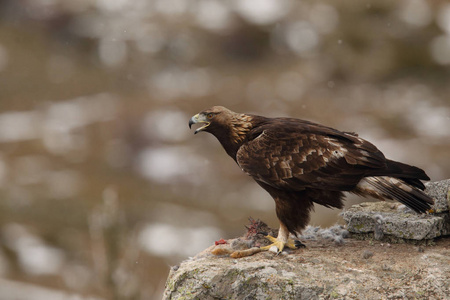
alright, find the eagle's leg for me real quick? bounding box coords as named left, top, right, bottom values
left=260, top=223, right=298, bottom=253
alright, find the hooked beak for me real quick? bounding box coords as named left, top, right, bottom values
left=189, top=113, right=210, bottom=134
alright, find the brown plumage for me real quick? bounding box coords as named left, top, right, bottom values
left=189, top=106, right=433, bottom=254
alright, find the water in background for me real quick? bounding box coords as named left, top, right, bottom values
left=0, top=0, right=449, bottom=299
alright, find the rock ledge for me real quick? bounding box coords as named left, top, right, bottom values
left=164, top=180, right=450, bottom=299
left=164, top=237, right=450, bottom=299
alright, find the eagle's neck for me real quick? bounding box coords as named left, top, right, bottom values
left=214, top=114, right=255, bottom=159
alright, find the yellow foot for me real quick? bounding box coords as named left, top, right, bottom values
left=260, top=235, right=299, bottom=253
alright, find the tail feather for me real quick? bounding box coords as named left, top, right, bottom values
left=386, top=159, right=430, bottom=190
left=354, top=176, right=433, bottom=213
left=370, top=159, right=430, bottom=190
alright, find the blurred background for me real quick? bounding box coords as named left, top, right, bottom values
left=0, top=0, right=449, bottom=299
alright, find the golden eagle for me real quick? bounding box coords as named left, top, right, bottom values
left=189, top=106, right=433, bottom=255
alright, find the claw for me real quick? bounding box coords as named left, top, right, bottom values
left=260, top=234, right=300, bottom=253
left=294, top=240, right=306, bottom=248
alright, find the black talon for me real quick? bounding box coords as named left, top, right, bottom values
left=257, top=231, right=268, bottom=236
left=294, top=240, right=306, bottom=248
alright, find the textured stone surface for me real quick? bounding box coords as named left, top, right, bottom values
left=164, top=237, right=450, bottom=300
left=341, top=202, right=450, bottom=241
left=342, top=179, right=450, bottom=241
left=425, top=179, right=450, bottom=213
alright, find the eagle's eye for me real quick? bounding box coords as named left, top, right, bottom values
left=207, top=113, right=214, bottom=119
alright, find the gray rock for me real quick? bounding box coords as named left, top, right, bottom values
left=342, top=179, right=450, bottom=242
left=341, top=202, right=450, bottom=241
left=163, top=237, right=450, bottom=299
left=425, top=179, right=450, bottom=213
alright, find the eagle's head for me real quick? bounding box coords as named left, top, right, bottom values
left=189, top=106, right=235, bottom=135
left=189, top=106, right=254, bottom=147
